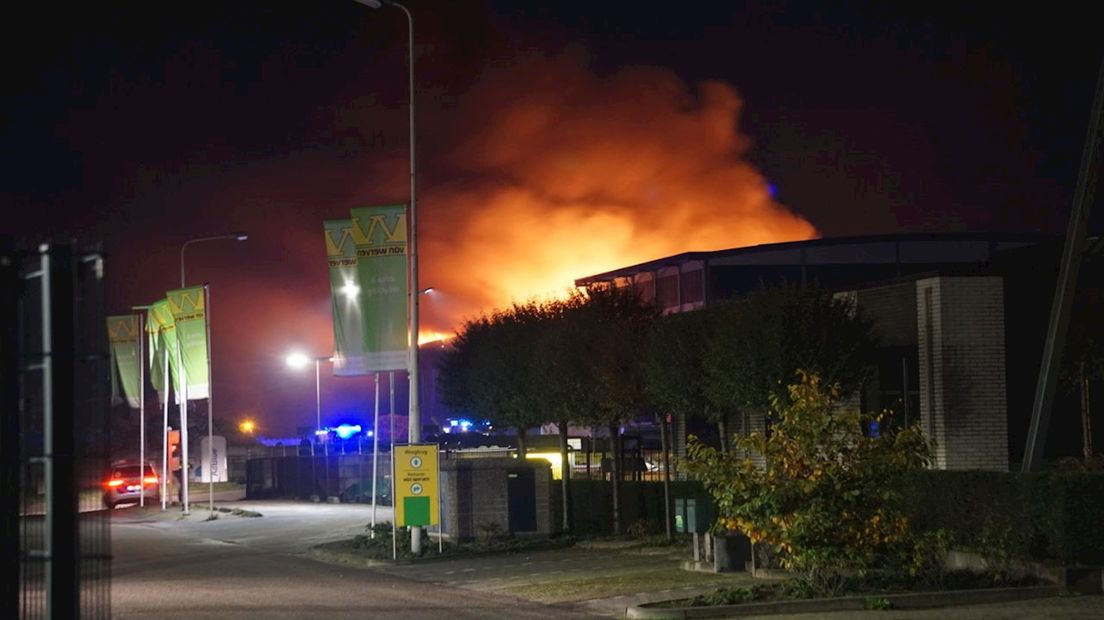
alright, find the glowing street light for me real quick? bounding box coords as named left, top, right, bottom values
left=339, top=279, right=361, bottom=300
left=285, top=352, right=332, bottom=444
left=239, top=419, right=256, bottom=435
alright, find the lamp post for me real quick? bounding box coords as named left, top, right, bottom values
left=180, top=232, right=248, bottom=288
left=287, top=352, right=331, bottom=499
left=286, top=352, right=331, bottom=441
left=179, top=231, right=247, bottom=515
left=354, top=0, right=422, bottom=555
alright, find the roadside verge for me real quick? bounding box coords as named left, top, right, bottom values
left=625, top=585, right=1066, bottom=619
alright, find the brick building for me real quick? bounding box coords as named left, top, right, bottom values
left=575, top=233, right=1102, bottom=472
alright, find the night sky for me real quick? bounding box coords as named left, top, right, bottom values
left=4, top=1, right=1102, bottom=436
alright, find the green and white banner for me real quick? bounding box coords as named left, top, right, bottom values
left=166, top=286, right=209, bottom=400
left=147, top=299, right=181, bottom=401
left=349, top=204, right=409, bottom=371
left=106, top=315, right=142, bottom=408
left=324, top=219, right=371, bottom=376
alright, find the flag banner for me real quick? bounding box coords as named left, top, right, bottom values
left=349, top=204, right=409, bottom=371
left=324, top=219, right=371, bottom=376
left=149, top=299, right=182, bottom=401
left=146, top=305, right=164, bottom=395
left=106, top=315, right=142, bottom=408
left=166, top=286, right=209, bottom=400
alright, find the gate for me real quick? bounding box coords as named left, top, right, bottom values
left=1, top=241, right=112, bottom=619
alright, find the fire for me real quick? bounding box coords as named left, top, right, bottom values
left=418, top=54, right=817, bottom=333
left=417, top=331, right=454, bottom=346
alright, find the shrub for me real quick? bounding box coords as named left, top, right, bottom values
left=899, top=469, right=1104, bottom=565
left=686, top=372, right=930, bottom=596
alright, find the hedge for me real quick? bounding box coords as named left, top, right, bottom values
left=557, top=479, right=706, bottom=536
left=899, top=470, right=1104, bottom=565
left=559, top=471, right=1104, bottom=565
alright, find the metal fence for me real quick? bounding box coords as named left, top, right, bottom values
left=1, top=241, right=112, bottom=619
left=247, top=453, right=394, bottom=505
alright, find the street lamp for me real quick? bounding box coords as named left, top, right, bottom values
left=355, top=0, right=423, bottom=555
left=180, top=232, right=248, bottom=287
left=354, top=0, right=420, bottom=439
left=179, top=231, right=247, bottom=515
left=286, top=352, right=332, bottom=448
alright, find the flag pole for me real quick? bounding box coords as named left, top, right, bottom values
left=162, top=345, right=169, bottom=511
left=138, top=313, right=146, bottom=507
left=371, top=372, right=380, bottom=535
left=205, top=284, right=214, bottom=514
left=135, top=303, right=168, bottom=511
left=390, top=371, right=396, bottom=557
left=179, top=331, right=189, bottom=515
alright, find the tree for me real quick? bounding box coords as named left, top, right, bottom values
left=438, top=301, right=547, bottom=458
left=566, top=285, right=657, bottom=535
left=704, top=284, right=877, bottom=425
left=535, top=293, right=596, bottom=532
left=1059, top=285, right=1104, bottom=465
left=644, top=310, right=729, bottom=449
left=685, top=372, right=930, bottom=596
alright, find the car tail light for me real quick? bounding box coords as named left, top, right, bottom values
left=143, top=476, right=159, bottom=485
left=106, top=479, right=124, bottom=488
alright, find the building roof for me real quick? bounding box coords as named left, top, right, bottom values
left=574, top=232, right=1055, bottom=286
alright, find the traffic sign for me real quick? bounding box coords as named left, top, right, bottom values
left=393, top=444, right=439, bottom=527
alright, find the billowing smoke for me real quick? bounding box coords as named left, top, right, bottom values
left=418, top=53, right=816, bottom=333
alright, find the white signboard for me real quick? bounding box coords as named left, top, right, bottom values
left=198, top=435, right=228, bottom=482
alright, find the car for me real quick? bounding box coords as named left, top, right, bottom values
left=103, top=462, right=160, bottom=509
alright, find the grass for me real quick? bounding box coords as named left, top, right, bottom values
left=677, top=569, right=1047, bottom=608
left=499, top=567, right=743, bottom=603
left=318, top=523, right=578, bottom=562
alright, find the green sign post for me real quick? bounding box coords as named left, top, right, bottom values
left=393, top=444, right=439, bottom=527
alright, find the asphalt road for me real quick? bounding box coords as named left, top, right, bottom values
left=110, top=501, right=601, bottom=619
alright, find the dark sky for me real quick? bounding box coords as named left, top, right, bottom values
left=4, top=0, right=1102, bottom=436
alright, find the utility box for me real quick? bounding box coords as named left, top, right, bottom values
left=674, top=495, right=713, bottom=533
left=440, top=457, right=552, bottom=541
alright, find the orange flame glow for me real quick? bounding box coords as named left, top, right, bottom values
left=418, top=54, right=817, bottom=335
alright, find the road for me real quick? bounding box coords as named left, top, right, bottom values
left=110, top=501, right=600, bottom=619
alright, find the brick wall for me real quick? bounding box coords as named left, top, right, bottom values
left=441, top=457, right=552, bottom=541
left=916, top=277, right=1008, bottom=471
left=855, top=281, right=918, bottom=348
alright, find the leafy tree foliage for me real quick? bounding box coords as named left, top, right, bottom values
left=561, top=286, right=657, bottom=534
left=644, top=310, right=730, bottom=449
left=438, top=301, right=547, bottom=456
left=704, top=284, right=877, bottom=415
left=685, top=372, right=930, bottom=596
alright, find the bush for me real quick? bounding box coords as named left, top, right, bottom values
left=899, top=469, right=1104, bottom=565
left=685, top=372, right=930, bottom=596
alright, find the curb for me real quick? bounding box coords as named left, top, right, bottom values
left=625, top=585, right=1065, bottom=619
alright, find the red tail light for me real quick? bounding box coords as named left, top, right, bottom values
left=143, top=476, right=159, bottom=485
left=106, top=479, right=124, bottom=488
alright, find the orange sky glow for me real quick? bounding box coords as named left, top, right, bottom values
left=416, top=55, right=818, bottom=337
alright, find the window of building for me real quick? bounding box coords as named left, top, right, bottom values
left=656, top=273, right=678, bottom=308
left=680, top=270, right=703, bottom=304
